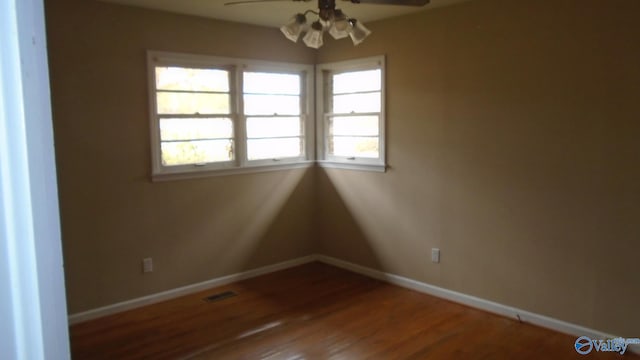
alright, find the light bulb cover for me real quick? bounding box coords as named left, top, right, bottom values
left=329, top=9, right=350, bottom=39
left=303, top=21, right=324, bottom=49
left=280, top=13, right=307, bottom=43
left=349, top=19, right=371, bottom=46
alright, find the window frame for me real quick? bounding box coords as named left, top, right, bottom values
left=147, top=51, right=314, bottom=181
left=315, top=55, right=386, bottom=172
left=240, top=62, right=312, bottom=168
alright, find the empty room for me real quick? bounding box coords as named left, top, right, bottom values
left=2, top=0, right=637, bottom=358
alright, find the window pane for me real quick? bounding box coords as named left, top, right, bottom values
left=247, top=117, right=301, bottom=138
left=247, top=138, right=302, bottom=160
left=333, top=69, right=381, bottom=94
left=160, top=118, right=233, bottom=141
left=330, top=136, right=379, bottom=158
left=157, top=92, right=230, bottom=115
left=156, top=67, right=229, bottom=92
left=244, top=94, right=300, bottom=115
left=161, top=139, right=233, bottom=166
left=332, top=92, right=380, bottom=114
left=244, top=72, right=300, bottom=95
left=331, top=116, right=378, bottom=136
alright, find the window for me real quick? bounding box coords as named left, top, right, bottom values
left=243, top=72, right=303, bottom=162
left=316, top=56, right=386, bottom=171
left=154, top=67, right=234, bottom=167
left=148, top=51, right=313, bottom=180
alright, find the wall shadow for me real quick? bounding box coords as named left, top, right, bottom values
left=240, top=167, right=316, bottom=269
left=314, top=167, right=384, bottom=271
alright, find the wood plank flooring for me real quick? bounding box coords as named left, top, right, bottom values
left=70, top=262, right=638, bottom=359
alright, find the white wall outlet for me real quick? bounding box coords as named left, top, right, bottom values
left=431, top=248, right=440, bottom=263
left=142, top=257, right=153, bottom=273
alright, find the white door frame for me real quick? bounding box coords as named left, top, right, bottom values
left=0, top=0, right=70, bottom=358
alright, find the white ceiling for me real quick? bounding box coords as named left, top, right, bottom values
left=98, top=0, right=471, bottom=28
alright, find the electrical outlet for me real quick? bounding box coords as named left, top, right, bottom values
left=431, top=248, right=440, bottom=263
left=142, top=257, right=153, bottom=273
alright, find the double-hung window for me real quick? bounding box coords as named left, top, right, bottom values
left=243, top=71, right=306, bottom=163
left=148, top=51, right=313, bottom=180
left=316, top=56, right=386, bottom=171
left=153, top=65, right=235, bottom=168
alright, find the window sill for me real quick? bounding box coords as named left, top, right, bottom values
left=316, top=161, right=387, bottom=173
left=152, top=161, right=315, bottom=182
left=151, top=160, right=387, bottom=182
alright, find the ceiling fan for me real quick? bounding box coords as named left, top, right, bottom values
left=224, top=0, right=431, bottom=49
left=224, top=0, right=429, bottom=6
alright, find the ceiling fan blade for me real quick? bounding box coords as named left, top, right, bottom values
left=345, top=0, right=430, bottom=6
left=224, top=0, right=310, bottom=6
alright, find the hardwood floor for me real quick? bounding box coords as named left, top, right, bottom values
left=70, top=262, right=637, bottom=359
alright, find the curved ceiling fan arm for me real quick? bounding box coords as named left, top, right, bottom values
left=341, top=0, right=430, bottom=6
left=224, top=0, right=312, bottom=6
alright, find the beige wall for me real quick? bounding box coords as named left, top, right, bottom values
left=46, top=0, right=316, bottom=313
left=48, top=0, right=639, bottom=337
left=316, top=0, right=639, bottom=336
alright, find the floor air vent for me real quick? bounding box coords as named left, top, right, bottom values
left=203, top=291, right=237, bottom=303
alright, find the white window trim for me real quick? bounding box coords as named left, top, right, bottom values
left=240, top=62, right=314, bottom=168
left=147, top=51, right=314, bottom=181
left=315, top=55, right=387, bottom=172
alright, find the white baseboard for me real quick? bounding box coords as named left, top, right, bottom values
left=67, top=255, right=316, bottom=325
left=67, top=253, right=638, bottom=355
left=315, top=255, right=640, bottom=356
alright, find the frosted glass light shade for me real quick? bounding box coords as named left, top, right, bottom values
left=303, top=21, right=324, bottom=49
left=329, top=9, right=350, bottom=39
left=349, top=20, right=371, bottom=46
left=280, top=14, right=306, bottom=43
left=329, top=23, right=350, bottom=39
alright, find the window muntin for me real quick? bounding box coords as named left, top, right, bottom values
left=155, top=67, right=231, bottom=115
left=156, top=92, right=230, bottom=115
left=329, top=114, right=379, bottom=158
left=332, top=69, right=381, bottom=94
left=246, top=117, right=301, bottom=138
left=159, top=117, right=234, bottom=166
left=243, top=72, right=299, bottom=95
left=161, top=139, right=234, bottom=166
left=331, top=69, right=381, bottom=114
left=332, top=93, right=381, bottom=114
left=155, top=67, right=229, bottom=92
left=243, top=95, right=300, bottom=116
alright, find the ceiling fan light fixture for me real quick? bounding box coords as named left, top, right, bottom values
left=329, top=23, right=350, bottom=39
left=303, top=20, right=324, bottom=49
left=332, top=10, right=348, bottom=29
left=230, top=0, right=430, bottom=49
left=329, top=9, right=350, bottom=39
left=349, top=19, right=371, bottom=46
left=280, top=13, right=307, bottom=42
